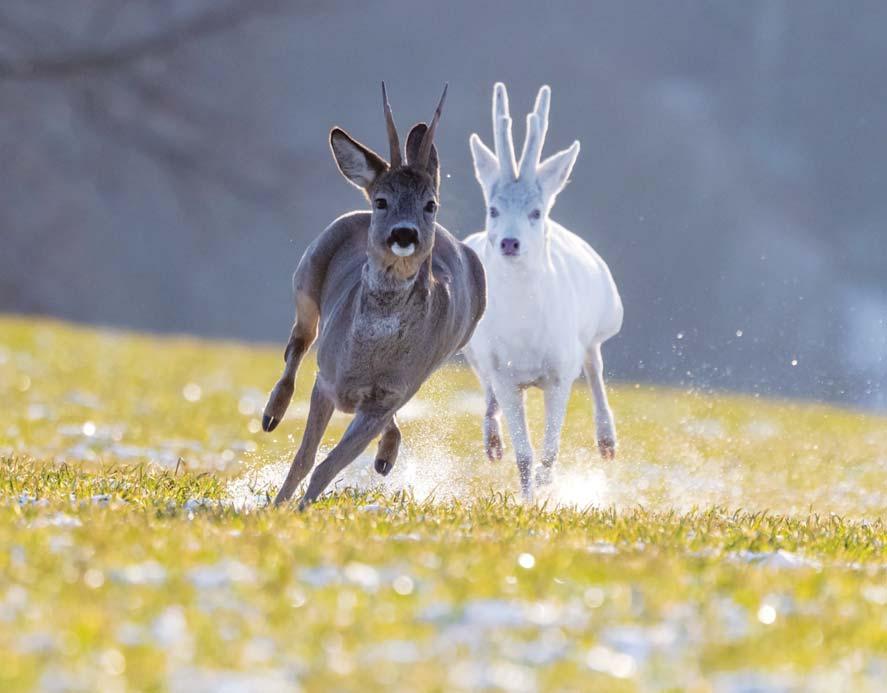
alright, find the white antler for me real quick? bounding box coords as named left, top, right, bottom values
left=492, top=82, right=517, bottom=180
left=518, top=85, right=551, bottom=178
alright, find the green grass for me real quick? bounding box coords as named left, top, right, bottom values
left=1, top=315, right=886, bottom=692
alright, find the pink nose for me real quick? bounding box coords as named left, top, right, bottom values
left=500, top=238, right=520, bottom=256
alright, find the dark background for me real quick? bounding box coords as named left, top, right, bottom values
left=2, top=1, right=885, bottom=408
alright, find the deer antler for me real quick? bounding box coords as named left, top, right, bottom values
left=519, top=85, right=551, bottom=178
left=382, top=81, right=402, bottom=169
left=417, top=83, right=448, bottom=168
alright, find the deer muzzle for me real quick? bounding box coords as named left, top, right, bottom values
left=388, top=226, right=419, bottom=257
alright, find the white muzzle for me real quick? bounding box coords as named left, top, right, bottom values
left=391, top=243, right=416, bottom=257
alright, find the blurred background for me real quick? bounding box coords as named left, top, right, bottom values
left=1, top=1, right=885, bottom=408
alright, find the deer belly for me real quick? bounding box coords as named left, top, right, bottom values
left=485, top=319, right=583, bottom=387
left=319, top=368, right=405, bottom=414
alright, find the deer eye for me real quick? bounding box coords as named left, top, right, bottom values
left=529, top=209, right=541, bottom=220
left=489, top=207, right=499, bottom=218
left=424, top=200, right=437, bottom=214
left=374, top=198, right=388, bottom=210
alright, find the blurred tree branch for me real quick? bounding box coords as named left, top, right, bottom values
left=0, top=1, right=286, bottom=81
left=0, top=0, right=297, bottom=211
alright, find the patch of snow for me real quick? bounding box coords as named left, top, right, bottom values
left=188, top=560, right=255, bottom=589
left=586, top=645, right=636, bottom=679
left=730, top=550, right=821, bottom=571
left=112, top=561, right=167, bottom=586
left=711, top=669, right=799, bottom=693
left=15, top=631, right=56, bottom=654
left=362, top=639, right=422, bottom=664
left=448, top=659, right=537, bottom=693
left=343, top=562, right=379, bottom=591
left=601, top=623, right=679, bottom=663
left=17, top=494, right=48, bottom=507
left=298, top=565, right=342, bottom=588
left=587, top=541, right=619, bottom=555
left=152, top=606, right=193, bottom=658
left=462, top=599, right=527, bottom=628
left=29, top=513, right=81, bottom=529
left=168, top=667, right=296, bottom=693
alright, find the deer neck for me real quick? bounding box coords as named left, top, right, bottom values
left=488, top=244, right=552, bottom=282
left=360, top=253, right=433, bottom=313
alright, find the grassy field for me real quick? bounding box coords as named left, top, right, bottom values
left=1, top=316, right=886, bottom=692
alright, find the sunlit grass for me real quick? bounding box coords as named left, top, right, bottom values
left=1, top=316, right=886, bottom=691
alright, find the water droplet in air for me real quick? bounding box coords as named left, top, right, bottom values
left=84, top=569, right=105, bottom=589
left=100, top=648, right=126, bottom=676
left=518, top=553, right=536, bottom=569
left=392, top=575, right=414, bottom=595
left=757, top=604, right=776, bottom=624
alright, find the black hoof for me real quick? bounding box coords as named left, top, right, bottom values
left=374, top=458, right=392, bottom=476
left=262, top=414, right=279, bottom=432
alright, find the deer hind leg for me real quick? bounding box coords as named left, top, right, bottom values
left=374, top=415, right=401, bottom=476
left=299, top=409, right=392, bottom=508
left=483, top=385, right=504, bottom=461
left=584, top=343, right=616, bottom=459
left=273, top=379, right=334, bottom=505
left=536, top=379, right=572, bottom=487
left=263, top=290, right=319, bottom=432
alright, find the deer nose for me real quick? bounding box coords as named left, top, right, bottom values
left=388, top=226, right=419, bottom=249
left=500, top=237, right=520, bottom=256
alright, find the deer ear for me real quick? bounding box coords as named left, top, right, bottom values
left=330, top=128, right=388, bottom=193
left=406, top=123, right=440, bottom=190
left=469, top=134, right=498, bottom=194
left=537, top=141, right=580, bottom=200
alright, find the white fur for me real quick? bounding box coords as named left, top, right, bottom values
left=463, top=83, right=624, bottom=501
left=391, top=243, right=416, bottom=257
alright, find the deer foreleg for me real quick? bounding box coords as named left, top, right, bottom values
left=299, top=409, right=393, bottom=508
left=273, top=379, right=335, bottom=505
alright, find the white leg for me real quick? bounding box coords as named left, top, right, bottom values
left=492, top=380, right=533, bottom=501
left=483, top=385, right=504, bottom=461
left=536, top=380, right=572, bottom=486
left=583, top=343, right=616, bottom=459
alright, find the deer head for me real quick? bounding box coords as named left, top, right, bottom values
left=330, top=83, right=447, bottom=280
left=469, top=83, right=580, bottom=263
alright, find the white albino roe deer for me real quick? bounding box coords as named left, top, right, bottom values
left=463, top=83, right=623, bottom=501
left=262, top=84, right=486, bottom=508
